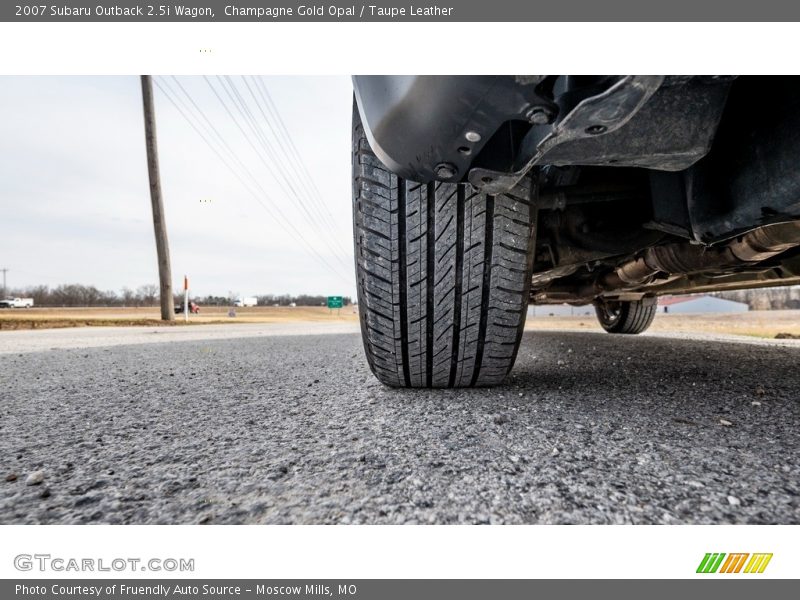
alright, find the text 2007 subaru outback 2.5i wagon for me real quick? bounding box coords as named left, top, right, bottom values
left=351, top=76, right=800, bottom=388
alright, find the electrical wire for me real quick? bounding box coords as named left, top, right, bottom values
left=153, top=78, right=355, bottom=287
left=215, top=75, right=353, bottom=269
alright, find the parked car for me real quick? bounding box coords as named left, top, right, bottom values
left=175, top=301, right=200, bottom=314
left=351, top=75, right=800, bottom=387
left=0, top=297, right=34, bottom=308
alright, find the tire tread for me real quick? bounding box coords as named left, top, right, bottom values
left=353, top=107, right=535, bottom=388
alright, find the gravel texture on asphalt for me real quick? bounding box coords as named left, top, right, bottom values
left=1, top=329, right=798, bottom=524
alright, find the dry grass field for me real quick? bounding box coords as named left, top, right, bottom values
left=1, top=305, right=799, bottom=339
left=525, top=309, right=800, bottom=339
left=0, top=305, right=359, bottom=330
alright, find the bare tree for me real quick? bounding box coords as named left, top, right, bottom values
left=120, top=287, right=136, bottom=307
left=136, top=284, right=159, bottom=307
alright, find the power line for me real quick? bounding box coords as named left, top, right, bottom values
left=162, top=76, right=288, bottom=206
left=254, top=76, right=341, bottom=230
left=162, top=76, right=295, bottom=212
left=203, top=75, right=353, bottom=276
left=156, top=78, right=351, bottom=284
left=215, top=76, right=353, bottom=270
left=243, top=76, right=347, bottom=251
left=238, top=75, right=348, bottom=249
left=153, top=78, right=354, bottom=287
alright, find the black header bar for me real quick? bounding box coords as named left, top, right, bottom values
left=4, top=1, right=800, bottom=22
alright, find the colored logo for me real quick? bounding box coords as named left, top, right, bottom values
left=696, top=553, right=773, bottom=574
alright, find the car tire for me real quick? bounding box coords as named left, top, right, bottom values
left=594, top=298, right=657, bottom=334
left=352, top=103, right=536, bottom=388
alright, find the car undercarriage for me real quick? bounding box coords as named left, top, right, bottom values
left=351, top=75, right=800, bottom=386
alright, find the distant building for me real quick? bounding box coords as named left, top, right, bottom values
left=658, top=295, right=748, bottom=314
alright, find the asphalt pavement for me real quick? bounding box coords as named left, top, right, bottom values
left=1, top=325, right=798, bottom=524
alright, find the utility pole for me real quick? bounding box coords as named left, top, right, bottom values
left=1, top=268, right=7, bottom=298
left=141, top=75, right=174, bottom=321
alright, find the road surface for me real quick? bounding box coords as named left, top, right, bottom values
left=1, top=324, right=798, bottom=524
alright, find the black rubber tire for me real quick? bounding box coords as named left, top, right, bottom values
left=594, top=298, right=657, bottom=334
left=352, top=105, right=536, bottom=388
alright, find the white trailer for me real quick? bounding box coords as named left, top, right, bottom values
left=234, top=297, right=258, bottom=307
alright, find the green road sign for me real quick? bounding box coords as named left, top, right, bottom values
left=327, top=296, right=343, bottom=309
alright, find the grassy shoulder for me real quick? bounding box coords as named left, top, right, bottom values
left=2, top=306, right=798, bottom=339
left=524, top=309, right=800, bottom=339
left=0, top=305, right=359, bottom=330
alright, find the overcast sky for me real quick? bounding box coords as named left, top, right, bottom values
left=0, top=75, right=356, bottom=298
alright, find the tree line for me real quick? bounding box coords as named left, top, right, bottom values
left=2, top=284, right=351, bottom=307
left=4, top=281, right=796, bottom=310
left=2, top=284, right=159, bottom=307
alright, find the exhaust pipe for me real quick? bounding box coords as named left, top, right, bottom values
left=603, top=220, right=800, bottom=289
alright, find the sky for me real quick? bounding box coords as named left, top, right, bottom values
left=0, top=75, right=356, bottom=298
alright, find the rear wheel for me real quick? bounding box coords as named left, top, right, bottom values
left=352, top=105, right=536, bottom=388
left=594, top=298, right=657, bottom=334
